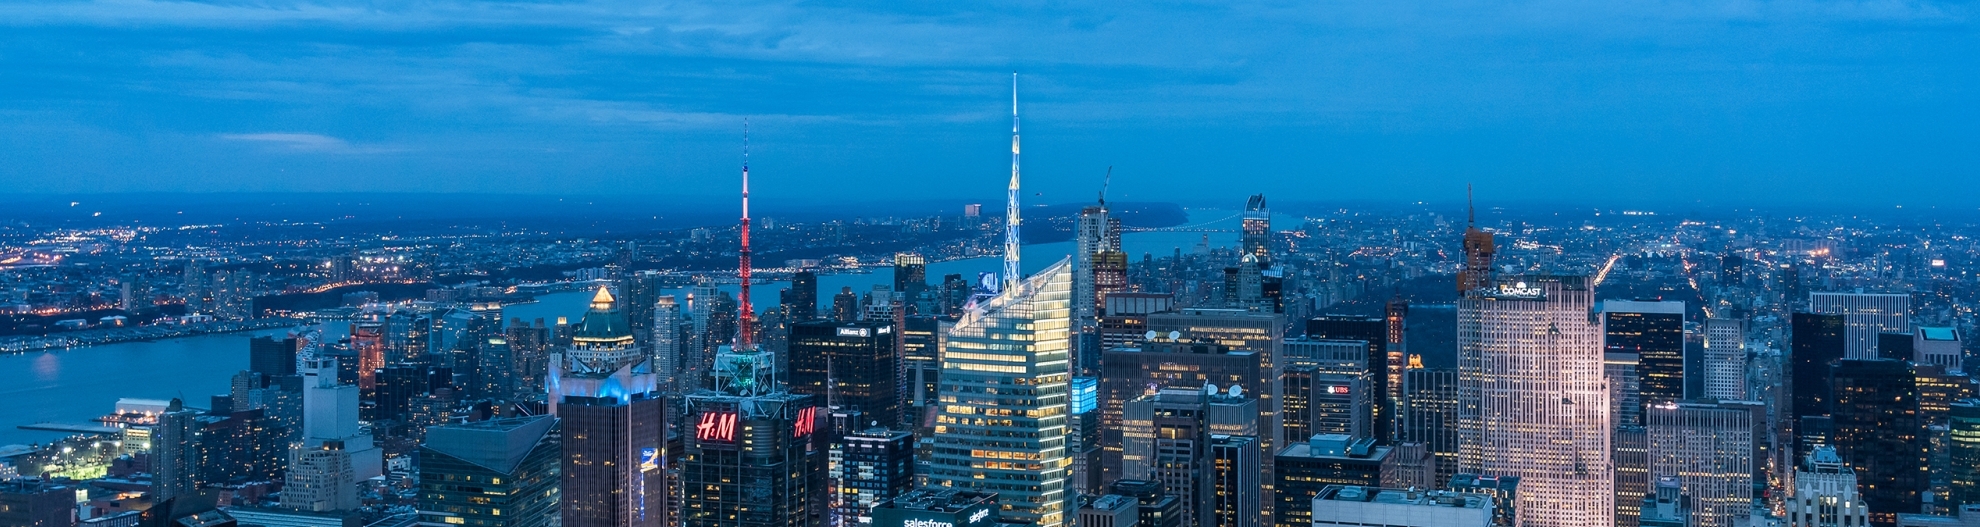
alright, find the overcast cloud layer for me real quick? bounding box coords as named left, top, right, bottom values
left=1, top=0, right=1975, bottom=206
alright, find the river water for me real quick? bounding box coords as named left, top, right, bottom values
left=0, top=208, right=1282, bottom=446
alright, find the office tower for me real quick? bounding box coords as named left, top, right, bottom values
left=1916, top=327, right=1964, bottom=372
left=927, top=259, right=1074, bottom=527
left=1384, top=298, right=1408, bottom=430
left=1100, top=335, right=1263, bottom=481
left=901, top=316, right=942, bottom=410
left=1832, top=359, right=1926, bottom=525
left=1274, top=435, right=1394, bottom=527
left=627, top=271, right=664, bottom=346
left=1792, top=313, right=1848, bottom=456
left=418, top=416, right=561, bottom=527
left=478, top=336, right=516, bottom=401
left=1639, top=477, right=1691, bottom=527
left=833, top=287, right=859, bottom=322
left=1878, top=332, right=1915, bottom=361
left=1703, top=318, right=1748, bottom=400
left=197, top=406, right=283, bottom=484
left=894, top=253, right=927, bottom=306
left=1098, top=293, right=1175, bottom=351
left=1721, top=253, right=1744, bottom=287
left=1309, top=485, right=1494, bottom=527
left=1110, top=480, right=1184, bottom=527
left=940, top=274, right=969, bottom=315
left=351, top=321, right=385, bottom=390
left=1457, top=276, right=1611, bottom=527
left=1401, top=367, right=1460, bottom=486
left=829, top=429, right=915, bottom=526
left=0, top=478, right=72, bottom=527
left=1304, top=317, right=1392, bottom=444
left=375, top=362, right=428, bottom=424
left=1240, top=194, right=1271, bottom=268
left=1648, top=401, right=1754, bottom=527
left=871, top=489, right=999, bottom=527
left=1456, top=191, right=1495, bottom=295
left=1080, top=495, right=1140, bottom=527
left=250, top=335, right=299, bottom=378
left=1122, top=387, right=1256, bottom=527
left=1383, top=442, right=1436, bottom=491
left=1206, top=435, right=1261, bottom=527
left=1916, top=365, right=1973, bottom=425
left=1606, top=351, right=1643, bottom=429
left=1810, top=292, right=1912, bottom=360
left=1955, top=401, right=1980, bottom=511
left=1069, top=376, right=1105, bottom=497
left=300, top=357, right=382, bottom=480
left=682, top=344, right=817, bottom=527
left=790, top=320, right=901, bottom=430
left=548, top=287, right=666, bottom=527
left=1791, top=445, right=1868, bottom=527
left=788, top=270, right=819, bottom=322
left=151, top=398, right=200, bottom=501
left=1613, top=426, right=1647, bottom=527
left=1281, top=366, right=1369, bottom=441
left=654, top=295, right=681, bottom=391
left=1601, top=300, right=1685, bottom=411
left=1448, top=474, right=1520, bottom=527
left=1076, top=203, right=1111, bottom=329
left=283, top=441, right=359, bottom=512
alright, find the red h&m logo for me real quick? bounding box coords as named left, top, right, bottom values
left=793, top=407, right=816, bottom=438
left=696, top=411, right=738, bottom=442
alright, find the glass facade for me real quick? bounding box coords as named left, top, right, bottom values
left=927, top=258, right=1074, bottom=527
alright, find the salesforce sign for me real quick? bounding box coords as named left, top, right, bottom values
left=873, top=490, right=999, bottom=527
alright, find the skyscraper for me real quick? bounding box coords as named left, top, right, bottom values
left=1810, top=292, right=1912, bottom=360
left=1274, top=435, right=1394, bottom=527
left=1788, top=445, right=1867, bottom=527
left=789, top=320, right=901, bottom=430
left=1241, top=194, right=1271, bottom=268
left=1949, top=400, right=1980, bottom=510
left=283, top=440, right=359, bottom=512
left=1830, top=359, right=1926, bottom=526
left=829, top=429, right=915, bottom=527
left=893, top=253, right=927, bottom=308
left=1122, top=387, right=1256, bottom=527
left=152, top=398, right=200, bottom=502
left=833, top=287, right=859, bottom=323
left=300, top=357, right=382, bottom=480
left=1647, top=401, right=1754, bottom=527
left=1401, top=367, right=1460, bottom=486
left=788, top=270, right=819, bottom=322
left=547, top=287, right=667, bottom=527
left=250, top=335, right=299, bottom=378
left=1702, top=318, right=1748, bottom=400
left=1206, top=435, right=1261, bottom=527
left=682, top=341, right=818, bottom=527
left=1100, top=335, right=1263, bottom=482
left=1303, top=318, right=1391, bottom=444
left=654, top=295, right=682, bottom=391
left=1791, top=312, right=1848, bottom=457
left=1600, top=300, right=1685, bottom=413
left=926, top=259, right=1074, bottom=527
left=418, top=415, right=562, bottom=527
left=1458, top=276, right=1612, bottom=527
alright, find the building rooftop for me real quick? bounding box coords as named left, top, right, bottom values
left=1085, top=494, right=1138, bottom=512
left=884, top=488, right=999, bottom=513
left=1316, top=485, right=1493, bottom=510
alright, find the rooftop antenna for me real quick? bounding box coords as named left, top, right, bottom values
left=1003, top=72, right=1021, bottom=291
left=737, top=120, right=755, bottom=349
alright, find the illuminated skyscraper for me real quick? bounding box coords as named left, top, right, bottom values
left=654, top=295, right=682, bottom=391
left=1647, top=401, right=1753, bottom=527
left=927, top=259, right=1074, bottom=527
left=681, top=344, right=818, bottom=527
left=1458, top=276, right=1611, bottom=527
left=787, top=270, right=820, bottom=322
left=418, top=416, right=562, bottom=527
left=1302, top=319, right=1391, bottom=444
left=1401, top=367, right=1460, bottom=486
left=548, top=287, right=667, bottom=527
left=1702, top=318, right=1748, bottom=400
left=1809, top=292, right=1911, bottom=360
left=894, top=253, right=927, bottom=307
left=1601, top=300, right=1685, bottom=413
left=1791, top=312, right=1847, bottom=457
left=789, top=320, right=901, bottom=430
left=1100, top=335, right=1263, bottom=482
left=1240, top=194, right=1270, bottom=268
left=1830, top=359, right=1925, bottom=526
left=1122, top=386, right=1256, bottom=527
left=1789, top=445, right=1867, bottom=527
left=1949, top=401, right=1980, bottom=510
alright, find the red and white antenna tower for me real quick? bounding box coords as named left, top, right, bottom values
left=737, top=121, right=756, bottom=349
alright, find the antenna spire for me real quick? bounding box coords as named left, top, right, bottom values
left=738, top=120, right=755, bottom=349
left=1003, top=72, right=1022, bottom=291
left=1467, top=184, right=1475, bottom=226
left=1100, top=166, right=1112, bottom=207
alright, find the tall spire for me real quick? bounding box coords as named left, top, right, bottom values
left=737, top=120, right=755, bottom=349
left=1004, top=72, right=1022, bottom=290
left=1467, top=184, right=1475, bottom=226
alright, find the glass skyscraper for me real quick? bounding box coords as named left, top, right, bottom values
left=927, top=258, right=1074, bottom=527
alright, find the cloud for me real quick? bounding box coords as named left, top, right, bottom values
left=217, top=133, right=405, bottom=154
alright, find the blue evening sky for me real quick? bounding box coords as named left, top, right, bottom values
left=1, top=0, right=1975, bottom=207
